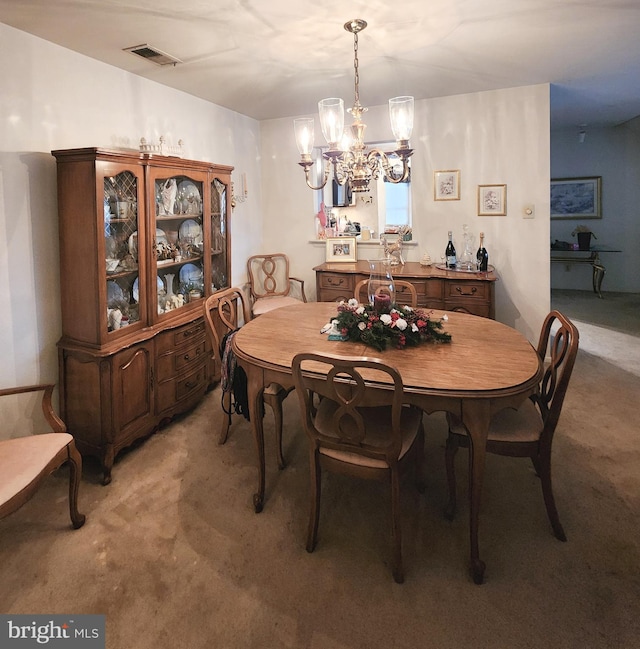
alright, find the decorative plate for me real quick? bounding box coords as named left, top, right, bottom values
left=132, top=276, right=164, bottom=302
left=107, top=280, right=124, bottom=305
left=179, top=263, right=203, bottom=285
left=179, top=219, right=203, bottom=244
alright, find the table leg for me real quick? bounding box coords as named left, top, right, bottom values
left=592, top=262, right=606, bottom=298
left=460, top=400, right=491, bottom=584
left=244, top=365, right=266, bottom=513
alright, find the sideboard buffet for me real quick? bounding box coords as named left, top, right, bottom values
left=53, top=147, right=232, bottom=483
left=314, top=261, right=497, bottom=318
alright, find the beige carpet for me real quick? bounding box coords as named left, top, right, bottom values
left=1, top=290, right=639, bottom=648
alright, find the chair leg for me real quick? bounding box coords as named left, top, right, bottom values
left=67, top=443, right=86, bottom=529
left=218, top=390, right=232, bottom=445
left=390, top=468, right=404, bottom=584
left=306, top=449, right=321, bottom=553
left=415, top=424, right=427, bottom=494
left=265, top=393, right=286, bottom=470
left=444, top=433, right=460, bottom=521
left=535, top=452, right=567, bottom=542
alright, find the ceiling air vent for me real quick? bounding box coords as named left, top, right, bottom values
left=124, top=44, right=182, bottom=66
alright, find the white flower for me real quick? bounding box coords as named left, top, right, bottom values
left=348, top=298, right=358, bottom=308
left=442, top=314, right=449, bottom=321
left=411, top=323, right=419, bottom=332
left=358, top=322, right=366, bottom=331
left=356, top=306, right=365, bottom=315
left=404, top=305, right=414, bottom=312
left=331, top=319, right=339, bottom=326
left=380, top=314, right=392, bottom=325
left=396, top=318, right=408, bottom=331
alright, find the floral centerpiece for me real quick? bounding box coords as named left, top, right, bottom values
left=324, top=298, right=452, bottom=352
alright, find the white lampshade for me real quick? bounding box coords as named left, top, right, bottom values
left=294, top=118, right=315, bottom=156
left=389, top=96, right=414, bottom=142
left=318, top=98, right=345, bottom=147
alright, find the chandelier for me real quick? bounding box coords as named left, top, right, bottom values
left=294, top=19, right=414, bottom=194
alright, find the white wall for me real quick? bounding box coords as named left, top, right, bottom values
left=0, top=23, right=262, bottom=400
left=551, top=121, right=640, bottom=292
left=261, top=84, right=552, bottom=342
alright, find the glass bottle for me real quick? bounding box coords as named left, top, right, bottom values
left=368, top=259, right=396, bottom=313
left=445, top=231, right=457, bottom=269
left=476, top=232, right=489, bottom=271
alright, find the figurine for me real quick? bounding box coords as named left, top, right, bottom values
left=160, top=178, right=177, bottom=215
left=381, top=225, right=412, bottom=266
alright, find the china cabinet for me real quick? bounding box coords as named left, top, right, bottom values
left=53, top=147, right=232, bottom=483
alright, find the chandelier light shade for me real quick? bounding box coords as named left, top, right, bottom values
left=294, top=18, right=414, bottom=193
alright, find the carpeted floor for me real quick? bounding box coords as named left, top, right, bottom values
left=1, top=290, right=639, bottom=648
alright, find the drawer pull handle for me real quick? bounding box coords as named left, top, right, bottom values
left=455, top=286, right=477, bottom=296
left=328, top=278, right=344, bottom=286
left=185, top=381, right=196, bottom=389
left=184, top=354, right=191, bottom=360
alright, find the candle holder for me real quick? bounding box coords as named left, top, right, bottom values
left=368, top=259, right=396, bottom=313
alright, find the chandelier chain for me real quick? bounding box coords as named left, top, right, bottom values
left=353, top=31, right=360, bottom=108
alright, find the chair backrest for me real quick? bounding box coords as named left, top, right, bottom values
left=354, top=279, right=418, bottom=308
left=292, top=352, right=406, bottom=464
left=247, top=254, right=292, bottom=300
left=203, top=287, right=250, bottom=361
left=535, top=310, right=579, bottom=436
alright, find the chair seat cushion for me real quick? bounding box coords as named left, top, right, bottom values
left=315, top=402, right=422, bottom=468
left=252, top=295, right=301, bottom=316
left=0, top=433, right=72, bottom=506
left=449, top=399, right=543, bottom=443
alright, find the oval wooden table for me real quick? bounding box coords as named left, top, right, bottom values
left=233, top=302, right=542, bottom=583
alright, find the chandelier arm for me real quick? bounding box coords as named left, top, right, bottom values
left=367, top=149, right=411, bottom=183
left=299, top=161, right=331, bottom=191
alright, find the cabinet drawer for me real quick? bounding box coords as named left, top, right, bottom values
left=445, top=281, right=489, bottom=301
left=445, top=301, right=491, bottom=318
left=156, top=339, right=207, bottom=380
left=156, top=319, right=206, bottom=354
left=319, top=273, right=355, bottom=291
left=156, top=361, right=207, bottom=413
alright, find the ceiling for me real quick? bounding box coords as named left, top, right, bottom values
left=2, top=0, right=640, bottom=129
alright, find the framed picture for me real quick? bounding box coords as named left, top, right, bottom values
left=326, top=236, right=357, bottom=262
left=550, top=176, right=602, bottom=219
left=478, top=184, right=507, bottom=216
left=434, top=170, right=460, bottom=200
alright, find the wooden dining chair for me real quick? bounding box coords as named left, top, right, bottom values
left=204, top=288, right=292, bottom=468
left=246, top=253, right=307, bottom=317
left=292, top=352, right=426, bottom=583
left=444, top=310, right=579, bottom=543
left=354, top=278, right=418, bottom=308
left=0, top=384, right=85, bottom=530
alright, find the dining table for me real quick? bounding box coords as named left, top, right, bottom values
left=232, top=301, right=543, bottom=583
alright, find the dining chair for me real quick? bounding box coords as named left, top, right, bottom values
left=0, top=384, right=85, bottom=530
left=444, top=310, right=579, bottom=543
left=354, top=278, right=418, bottom=308
left=204, top=288, right=292, bottom=468
left=292, top=352, right=426, bottom=584
left=246, top=253, right=307, bottom=317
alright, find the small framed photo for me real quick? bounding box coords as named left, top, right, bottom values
left=326, top=237, right=357, bottom=263
left=478, top=184, right=507, bottom=216
left=550, top=176, right=602, bottom=219
left=434, top=170, right=460, bottom=200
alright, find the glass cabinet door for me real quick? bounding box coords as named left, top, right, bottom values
left=104, top=170, right=141, bottom=332
left=210, top=177, right=229, bottom=293
left=152, top=173, right=205, bottom=316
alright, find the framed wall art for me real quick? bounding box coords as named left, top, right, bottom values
left=434, top=170, right=460, bottom=200
left=326, top=236, right=357, bottom=262
left=550, top=176, right=601, bottom=219
left=478, top=184, right=507, bottom=216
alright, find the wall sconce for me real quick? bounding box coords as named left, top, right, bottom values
left=231, top=172, right=248, bottom=209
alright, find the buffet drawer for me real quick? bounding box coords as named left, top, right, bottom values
left=319, top=273, right=355, bottom=291
left=156, top=319, right=206, bottom=354
left=155, top=338, right=207, bottom=380
left=155, top=361, right=207, bottom=413
left=445, top=280, right=490, bottom=301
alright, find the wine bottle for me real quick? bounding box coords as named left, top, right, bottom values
left=445, top=231, right=457, bottom=269
left=476, top=231, right=489, bottom=271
